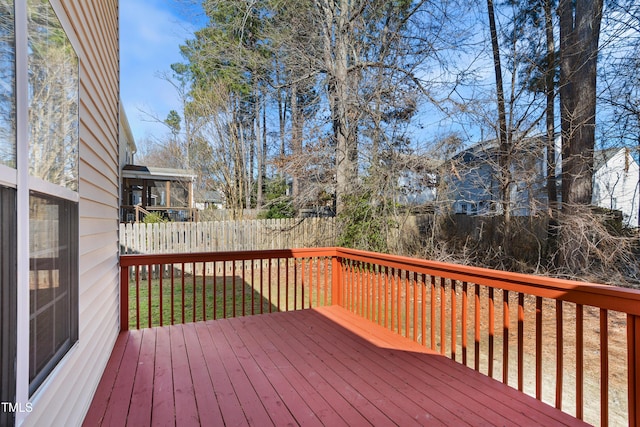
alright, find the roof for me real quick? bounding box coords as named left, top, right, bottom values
left=593, top=147, right=624, bottom=171
left=122, top=164, right=196, bottom=181
left=196, top=190, right=225, bottom=203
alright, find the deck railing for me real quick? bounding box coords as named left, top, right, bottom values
left=119, top=248, right=337, bottom=331
left=120, top=247, right=640, bottom=426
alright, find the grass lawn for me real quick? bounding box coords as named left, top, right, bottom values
left=128, top=263, right=331, bottom=329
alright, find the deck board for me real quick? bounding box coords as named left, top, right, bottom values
left=83, top=306, right=588, bottom=426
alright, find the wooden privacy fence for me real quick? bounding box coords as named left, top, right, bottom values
left=120, top=217, right=336, bottom=254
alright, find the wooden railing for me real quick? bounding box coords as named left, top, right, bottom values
left=119, top=248, right=337, bottom=331
left=120, top=247, right=640, bottom=426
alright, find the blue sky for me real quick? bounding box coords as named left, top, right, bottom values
left=120, top=0, right=203, bottom=145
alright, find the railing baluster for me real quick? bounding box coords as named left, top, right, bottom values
left=316, top=257, right=320, bottom=308
left=323, top=257, right=328, bottom=306
left=391, top=268, right=396, bottom=332
left=268, top=259, right=273, bottom=313
left=404, top=270, right=411, bottom=338
left=285, top=258, right=289, bottom=312
left=422, top=274, right=427, bottom=347
left=536, top=296, right=542, bottom=400
left=488, top=287, right=494, bottom=378
left=259, top=259, right=264, bottom=314
left=192, top=262, right=196, bottom=323
left=171, top=265, right=175, bottom=325
left=576, top=303, right=584, bottom=420
left=384, top=266, right=389, bottom=330
left=159, top=265, right=164, bottom=327
left=300, top=258, right=311, bottom=308
left=364, top=263, right=368, bottom=320
left=600, top=308, right=608, bottom=427
left=242, top=259, right=246, bottom=316
left=503, top=290, right=509, bottom=384
left=413, top=272, right=418, bottom=342
left=376, top=265, right=384, bottom=325
left=431, top=276, right=437, bottom=352
left=475, top=283, right=480, bottom=372
left=517, top=292, right=524, bottom=392
left=556, top=300, right=563, bottom=410
left=181, top=262, right=185, bottom=324
left=251, top=259, right=255, bottom=315
left=371, top=265, right=376, bottom=324
left=451, top=280, right=457, bottom=361
left=202, top=262, right=206, bottom=321
left=213, top=261, right=217, bottom=320
left=352, top=261, right=356, bottom=313
left=135, top=265, right=140, bottom=330
left=231, top=260, right=238, bottom=317
left=462, top=281, right=468, bottom=366
left=440, top=277, right=446, bottom=356
left=364, top=262, right=368, bottom=319
left=628, top=314, right=640, bottom=426
left=222, top=261, right=227, bottom=318
left=398, top=270, right=403, bottom=336
left=147, top=264, right=152, bottom=328
left=292, top=258, right=304, bottom=311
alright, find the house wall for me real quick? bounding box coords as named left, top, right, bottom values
left=119, top=104, right=136, bottom=169
left=593, top=149, right=640, bottom=228
left=21, top=1, right=120, bottom=425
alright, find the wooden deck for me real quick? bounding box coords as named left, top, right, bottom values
left=83, top=306, right=586, bottom=426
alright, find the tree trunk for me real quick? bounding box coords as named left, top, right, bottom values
left=543, top=0, right=559, bottom=262
left=291, top=82, right=300, bottom=201
left=317, top=0, right=359, bottom=216
left=255, top=92, right=264, bottom=209
left=486, top=0, right=512, bottom=247
left=559, top=0, right=603, bottom=208
left=557, top=0, right=603, bottom=268
left=544, top=0, right=557, bottom=213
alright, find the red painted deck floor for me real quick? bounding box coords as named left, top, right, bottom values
left=83, top=306, right=586, bottom=426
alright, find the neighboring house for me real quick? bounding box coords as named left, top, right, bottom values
left=593, top=147, right=639, bottom=227
left=0, top=1, right=120, bottom=426
left=195, top=190, right=225, bottom=211
left=121, top=165, right=197, bottom=222
left=395, top=155, right=442, bottom=208
left=448, top=136, right=640, bottom=227
left=119, top=107, right=198, bottom=222
left=447, top=137, right=548, bottom=216
left=119, top=104, right=137, bottom=169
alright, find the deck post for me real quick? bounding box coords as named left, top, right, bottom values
left=331, top=254, right=342, bottom=306
left=628, top=314, right=640, bottom=426
left=120, top=263, right=129, bottom=332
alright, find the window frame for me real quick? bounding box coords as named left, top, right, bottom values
left=11, top=0, right=81, bottom=419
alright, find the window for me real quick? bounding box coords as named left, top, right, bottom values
left=27, top=0, right=79, bottom=190
left=1, top=186, right=17, bottom=427
left=0, top=1, right=17, bottom=424
left=28, top=194, right=77, bottom=394
left=26, top=0, right=79, bottom=395
left=0, top=0, right=79, bottom=414
left=0, top=0, right=16, bottom=169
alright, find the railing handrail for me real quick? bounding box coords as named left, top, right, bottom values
left=119, top=247, right=338, bottom=266
left=335, top=247, right=640, bottom=315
